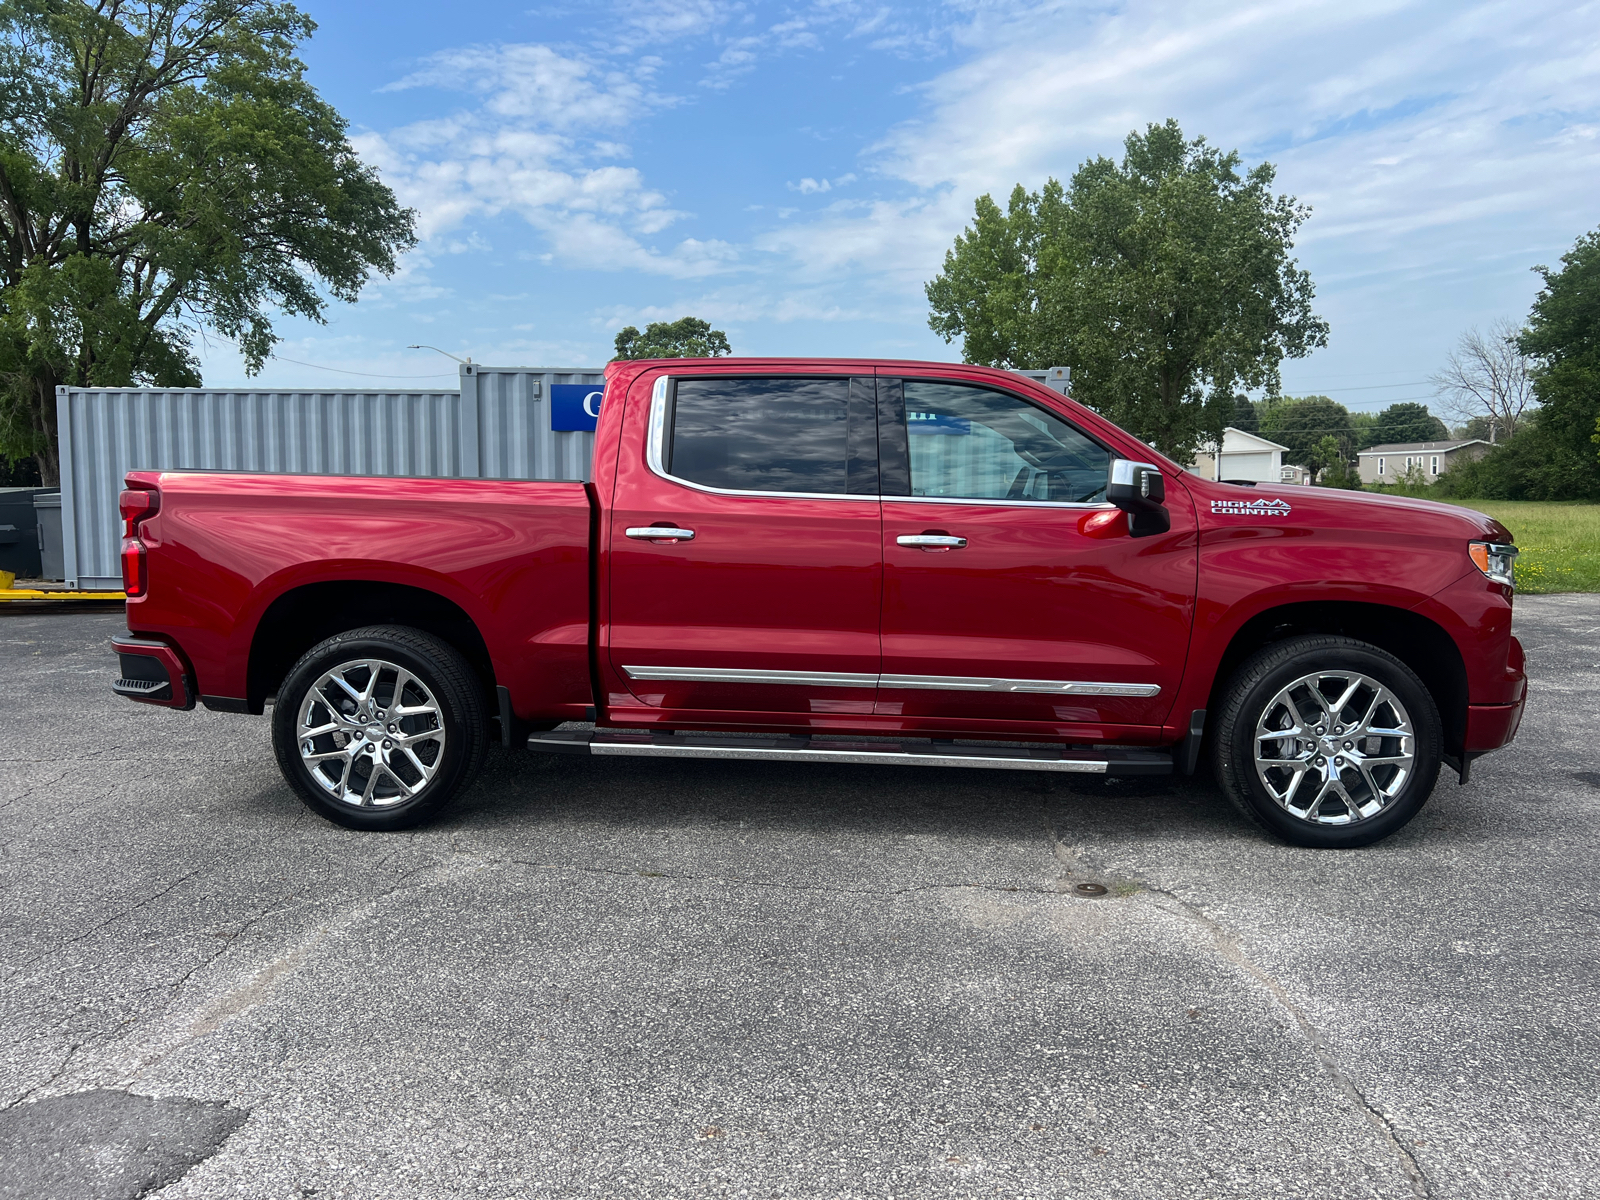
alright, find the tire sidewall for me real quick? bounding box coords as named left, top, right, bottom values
left=272, top=629, right=479, bottom=830
left=1221, top=639, right=1442, bottom=848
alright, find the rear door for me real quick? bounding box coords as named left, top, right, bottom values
left=605, top=373, right=883, bottom=718
left=875, top=376, right=1197, bottom=733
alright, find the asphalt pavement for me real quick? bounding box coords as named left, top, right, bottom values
left=1, top=597, right=1596, bottom=1199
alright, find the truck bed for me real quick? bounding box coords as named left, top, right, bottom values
left=125, top=470, right=595, bottom=719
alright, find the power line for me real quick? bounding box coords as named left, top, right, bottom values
left=1278, top=381, right=1434, bottom=394
left=268, top=354, right=457, bottom=380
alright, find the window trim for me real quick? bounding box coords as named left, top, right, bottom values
left=645, top=373, right=871, bottom=501
left=882, top=375, right=1117, bottom=510
left=645, top=372, right=1118, bottom=510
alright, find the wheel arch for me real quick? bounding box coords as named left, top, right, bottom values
left=247, top=580, right=495, bottom=714
left=1207, top=601, right=1468, bottom=761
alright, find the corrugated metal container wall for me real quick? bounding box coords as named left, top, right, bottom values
left=468, top=366, right=602, bottom=482
left=57, top=365, right=601, bottom=589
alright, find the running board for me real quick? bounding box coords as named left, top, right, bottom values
left=526, top=730, right=1171, bottom=775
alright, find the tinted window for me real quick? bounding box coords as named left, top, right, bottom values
left=670, top=378, right=850, bottom=494
left=903, top=381, right=1110, bottom=503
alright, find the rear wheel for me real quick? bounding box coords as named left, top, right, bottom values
left=271, top=625, right=488, bottom=830
left=1213, top=635, right=1442, bottom=848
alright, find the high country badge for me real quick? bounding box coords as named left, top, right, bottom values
left=1211, top=498, right=1292, bottom=517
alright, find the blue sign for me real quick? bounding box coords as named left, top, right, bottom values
left=907, top=410, right=970, bottom=435
left=551, top=383, right=604, bottom=432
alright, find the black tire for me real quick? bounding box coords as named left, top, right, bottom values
left=271, top=625, right=489, bottom=831
left=1212, top=635, right=1442, bottom=848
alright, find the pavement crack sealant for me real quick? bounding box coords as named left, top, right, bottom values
left=1043, top=800, right=1433, bottom=1200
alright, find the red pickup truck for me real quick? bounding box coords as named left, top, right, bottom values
left=111, top=358, right=1525, bottom=847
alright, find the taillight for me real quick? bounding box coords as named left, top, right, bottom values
left=120, top=487, right=160, bottom=597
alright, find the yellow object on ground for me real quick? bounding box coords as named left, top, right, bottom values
left=0, top=570, right=13, bottom=590
left=0, top=587, right=126, bottom=602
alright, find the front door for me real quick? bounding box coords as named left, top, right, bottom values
left=606, top=373, right=882, bottom=718
left=875, top=377, right=1197, bottom=735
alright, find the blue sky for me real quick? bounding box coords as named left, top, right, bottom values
left=197, top=0, right=1600, bottom=416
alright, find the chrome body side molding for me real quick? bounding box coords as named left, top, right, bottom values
left=621, top=664, right=1159, bottom=698
left=622, top=665, right=878, bottom=688
left=879, top=673, right=1161, bottom=697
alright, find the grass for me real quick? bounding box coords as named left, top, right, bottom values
left=1367, top=494, right=1600, bottom=593
left=1459, top=501, right=1600, bottom=594
left=1366, top=482, right=1600, bottom=591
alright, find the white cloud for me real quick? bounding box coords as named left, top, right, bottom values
left=359, top=41, right=742, bottom=279
left=789, top=173, right=857, bottom=194
left=382, top=42, right=664, bottom=129
left=762, top=0, right=1600, bottom=375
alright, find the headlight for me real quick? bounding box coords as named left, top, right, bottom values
left=1469, top=541, right=1517, bottom=588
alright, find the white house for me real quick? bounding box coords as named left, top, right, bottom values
left=1188, top=427, right=1290, bottom=484
left=1357, top=439, right=1489, bottom=485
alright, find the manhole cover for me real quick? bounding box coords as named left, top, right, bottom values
left=1074, top=882, right=1108, bottom=896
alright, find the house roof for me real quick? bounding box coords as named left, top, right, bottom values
left=1358, top=438, right=1487, bottom=456
left=1220, top=426, right=1290, bottom=452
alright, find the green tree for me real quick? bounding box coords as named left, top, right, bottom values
left=1517, top=229, right=1600, bottom=493
left=1229, top=394, right=1258, bottom=433
left=1369, top=402, right=1448, bottom=446
left=1258, top=395, right=1351, bottom=467
left=0, top=0, right=415, bottom=486
left=1347, top=409, right=1378, bottom=451
left=612, top=317, right=731, bottom=361
left=925, top=120, right=1328, bottom=462
left=1308, top=433, right=1361, bottom=489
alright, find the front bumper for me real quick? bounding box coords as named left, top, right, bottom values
left=1465, top=695, right=1525, bottom=755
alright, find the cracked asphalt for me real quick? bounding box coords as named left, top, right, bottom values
left=1, top=597, right=1597, bottom=1199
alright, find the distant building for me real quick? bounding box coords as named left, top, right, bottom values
left=1277, top=463, right=1314, bottom=486
left=1357, top=439, right=1489, bottom=486
left=1187, top=427, right=1290, bottom=485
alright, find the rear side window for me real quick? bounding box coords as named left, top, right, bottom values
left=669, top=377, right=851, bottom=494
left=903, top=381, right=1110, bottom=503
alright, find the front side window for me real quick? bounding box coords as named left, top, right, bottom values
left=901, top=381, right=1109, bottom=503
left=1431, top=455, right=1440, bottom=475
left=669, top=377, right=850, bottom=494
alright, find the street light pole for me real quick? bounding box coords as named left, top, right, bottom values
left=407, top=344, right=472, bottom=364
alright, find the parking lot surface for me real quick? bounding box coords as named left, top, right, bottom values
left=1, top=597, right=1596, bottom=1199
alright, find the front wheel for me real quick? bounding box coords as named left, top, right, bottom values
left=1213, top=635, right=1442, bottom=848
left=271, top=625, right=489, bottom=831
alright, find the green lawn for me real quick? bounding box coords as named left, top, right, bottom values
left=1448, top=500, right=1600, bottom=594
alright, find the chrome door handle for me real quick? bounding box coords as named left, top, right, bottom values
left=625, top=525, right=695, bottom=544
left=897, top=534, right=967, bottom=548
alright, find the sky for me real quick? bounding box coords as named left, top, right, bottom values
left=196, top=0, right=1600, bottom=417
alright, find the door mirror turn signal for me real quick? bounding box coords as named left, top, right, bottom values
left=1106, top=460, right=1170, bottom=538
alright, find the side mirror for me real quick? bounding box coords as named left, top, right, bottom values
left=1107, top=460, right=1170, bottom=538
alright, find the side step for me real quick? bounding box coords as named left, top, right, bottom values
left=526, top=730, right=1171, bottom=776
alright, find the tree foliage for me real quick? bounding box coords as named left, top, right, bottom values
left=925, top=120, right=1328, bottom=462
left=1258, top=395, right=1351, bottom=467
left=612, top=316, right=731, bottom=361
left=1442, top=229, right=1600, bottom=501
left=1369, top=402, right=1448, bottom=446
left=0, top=0, right=416, bottom=484
left=1520, top=230, right=1600, bottom=475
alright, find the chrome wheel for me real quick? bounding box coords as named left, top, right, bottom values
left=296, top=658, right=446, bottom=808
left=1253, top=669, right=1415, bottom=826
